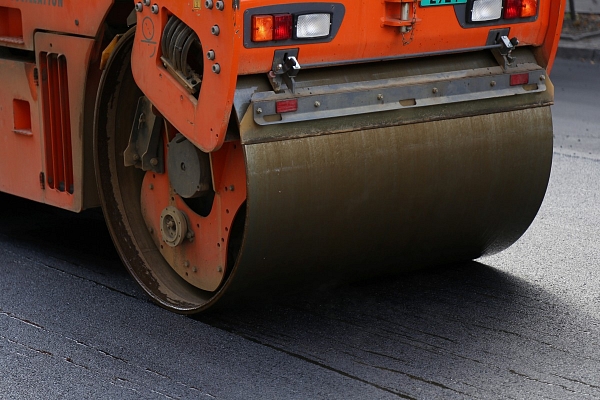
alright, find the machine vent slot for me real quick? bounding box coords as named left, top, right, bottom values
left=40, top=52, right=74, bottom=194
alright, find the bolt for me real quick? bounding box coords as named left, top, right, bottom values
left=256, top=107, right=262, bottom=114
left=149, top=227, right=154, bottom=234
left=228, top=185, right=235, bottom=192
left=184, top=261, right=190, bottom=268
left=377, top=94, right=384, bottom=101
left=135, top=2, right=143, bottom=11
left=218, top=266, right=223, bottom=273
left=206, top=50, right=215, bottom=60
left=167, top=220, right=174, bottom=229
left=314, top=101, right=321, bottom=107
left=150, top=158, right=158, bottom=166
left=74, top=19, right=79, bottom=26
left=539, top=75, right=546, bottom=81
left=205, top=0, right=213, bottom=8
left=211, top=25, right=220, bottom=36
left=432, top=87, right=438, bottom=94
left=216, top=0, right=224, bottom=9
left=133, top=154, right=140, bottom=161
left=149, top=184, right=154, bottom=190
left=192, top=267, right=198, bottom=273
left=143, top=0, right=150, bottom=5
left=151, top=4, right=159, bottom=13
left=490, top=81, right=496, bottom=87
left=276, top=63, right=283, bottom=71
left=212, top=63, right=221, bottom=74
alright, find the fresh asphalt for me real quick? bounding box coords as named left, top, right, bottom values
left=0, top=58, right=599, bottom=399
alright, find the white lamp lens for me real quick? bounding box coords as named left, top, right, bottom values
left=471, top=0, right=502, bottom=21
left=296, top=14, right=331, bottom=38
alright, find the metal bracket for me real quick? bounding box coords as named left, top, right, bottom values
left=124, top=96, right=165, bottom=173
left=492, top=35, right=519, bottom=70
left=268, top=49, right=301, bottom=93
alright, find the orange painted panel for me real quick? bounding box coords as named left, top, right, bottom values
left=0, top=0, right=113, bottom=50
left=0, top=58, right=44, bottom=201
left=131, top=4, right=241, bottom=153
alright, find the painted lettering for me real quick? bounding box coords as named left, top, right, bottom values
left=13, top=0, right=63, bottom=7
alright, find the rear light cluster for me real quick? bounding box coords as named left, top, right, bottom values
left=469, top=0, right=537, bottom=22
left=251, top=13, right=331, bottom=42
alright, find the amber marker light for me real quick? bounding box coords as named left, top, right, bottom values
left=252, top=15, right=274, bottom=41
left=520, top=0, right=537, bottom=17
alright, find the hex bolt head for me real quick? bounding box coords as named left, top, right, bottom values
left=377, top=94, right=384, bottom=101
left=212, top=63, right=221, bottom=74
left=256, top=107, right=263, bottom=114
left=206, top=50, right=215, bottom=60
left=205, top=0, right=213, bottom=8
left=539, top=75, right=546, bottom=81
left=135, top=2, right=143, bottom=11
left=490, top=80, right=496, bottom=87
left=151, top=4, right=159, bottom=13
left=314, top=101, right=321, bottom=107
left=215, top=0, right=224, bottom=10
left=211, top=25, right=220, bottom=36
left=432, top=87, right=438, bottom=94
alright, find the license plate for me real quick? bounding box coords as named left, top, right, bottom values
left=420, top=0, right=466, bottom=6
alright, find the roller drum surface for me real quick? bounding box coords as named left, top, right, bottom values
left=221, top=107, right=553, bottom=298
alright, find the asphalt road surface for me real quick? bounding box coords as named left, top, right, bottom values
left=1, top=58, right=599, bottom=399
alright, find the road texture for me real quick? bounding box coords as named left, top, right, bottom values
left=0, top=58, right=599, bottom=399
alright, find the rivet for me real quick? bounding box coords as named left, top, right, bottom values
left=192, top=267, right=197, bottom=273
left=314, top=101, right=321, bottom=107
left=490, top=81, right=496, bottom=87
left=539, top=75, right=546, bottom=81
left=151, top=4, right=159, bottom=13
left=149, top=184, right=154, bottom=190
left=377, top=94, right=384, bottom=101
left=206, top=50, right=215, bottom=60
left=256, top=107, right=263, bottom=114
left=432, top=87, right=438, bottom=94
left=218, top=266, right=223, bottom=273
left=132, top=154, right=140, bottom=161
left=74, top=20, right=79, bottom=26
left=184, top=261, right=190, bottom=268
left=211, top=25, right=220, bottom=36
left=228, top=185, right=235, bottom=191
left=150, top=158, right=158, bottom=166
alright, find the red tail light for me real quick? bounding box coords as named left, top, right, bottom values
left=510, top=73, right=529, bottom=86
left=276, top=99, right=298, bottom=113
left=504, top=0, right=520, bottom=19
left=273, top=14, right=293, bottom=40
left=504, top=0, right=537, bottom=19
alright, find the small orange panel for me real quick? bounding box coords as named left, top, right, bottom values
left=251, top=15, right=273, bottom=41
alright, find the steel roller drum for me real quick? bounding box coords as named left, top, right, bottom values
left=217, top=106, right=553, bottom=300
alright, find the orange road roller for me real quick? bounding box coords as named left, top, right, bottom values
left=0, top=0, right=565, bottom=312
